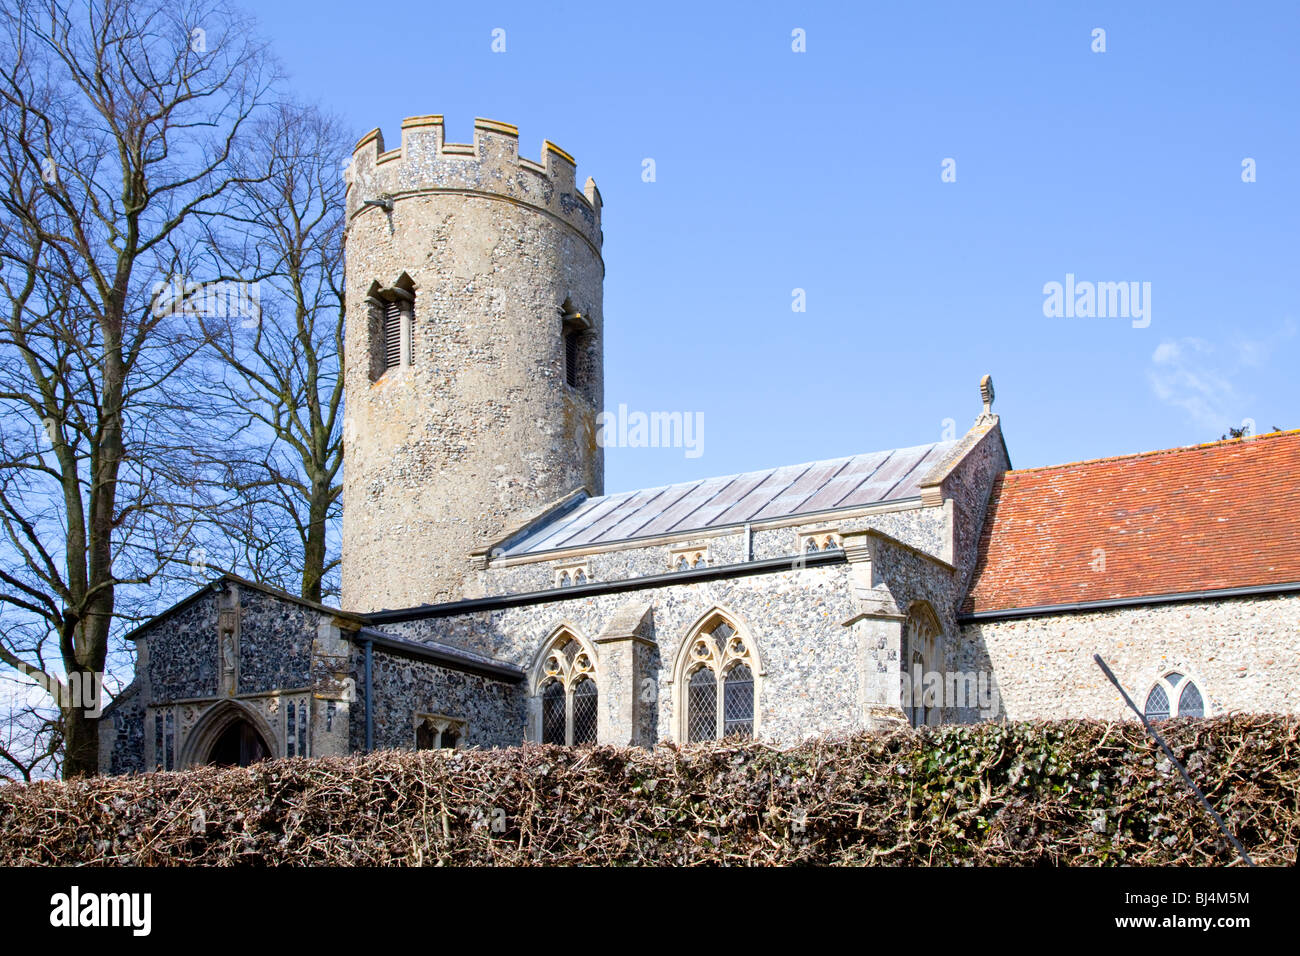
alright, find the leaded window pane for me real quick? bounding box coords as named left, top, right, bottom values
left=1178, top=681, right=1204, bottom=718
left=688, top=668, right=717, bottom=742
left=561, top=639, right=580, bottom=664
left=723, top=664, right=754, bottom=738
left=1166, top=672, right=1184, bottom=688
left=542, top=681, right=566, bottom=744
left=572, top=678, right=598, bottom=745
left=1144, top=684, right=1170, bottom=722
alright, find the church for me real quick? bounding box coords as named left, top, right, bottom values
left=99, top=116, right=1300, bottom=773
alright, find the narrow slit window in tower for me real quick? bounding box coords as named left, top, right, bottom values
left=383, top=300, right=402, bottom=371
left=564, top=330, right=580, bottom=387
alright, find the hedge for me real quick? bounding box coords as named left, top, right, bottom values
left=0, top=716, right=1295, bottom=865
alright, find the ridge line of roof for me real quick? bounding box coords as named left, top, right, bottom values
left=578, top=439, right=955, bottom=505
left=1001, top=429, right=1300, bottom=479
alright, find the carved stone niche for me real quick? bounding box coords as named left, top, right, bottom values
left=216, top=585, right=241, bottom=696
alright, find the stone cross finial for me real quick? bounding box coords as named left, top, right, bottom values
left=976, top=374, right=997, bottom=425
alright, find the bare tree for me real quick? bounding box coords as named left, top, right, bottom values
left=0, top=676, right=63, bottom=781
left=0, top=0, right=277, bottom=776
left=195, top=103, right=348, bottom=602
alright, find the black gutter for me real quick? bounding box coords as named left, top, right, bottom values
left=352, top=626, right=525, bottom=683
left=960, top=580, right=1300, bottom=623
left=365, top=550, right=848, bottom=625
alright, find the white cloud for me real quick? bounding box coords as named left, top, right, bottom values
left=1148, top=338, right=1241, bottom=430
left=1147, top=322, right=1294, bottom=432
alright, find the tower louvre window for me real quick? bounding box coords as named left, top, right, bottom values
left=564, top=330, right=580, bottom=387
left=367, top=276, right=415, bottom=382
left=560, top=299, right=592, bottom=393
left=383, top=300, right=402, bottom=370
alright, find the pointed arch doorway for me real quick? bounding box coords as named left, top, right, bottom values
left=207, top=720, right=271, bottom=767
left=180, top=701, right=277, bottom=769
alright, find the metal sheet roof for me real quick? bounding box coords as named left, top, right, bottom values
left=499, top=440, right=956, bottom=557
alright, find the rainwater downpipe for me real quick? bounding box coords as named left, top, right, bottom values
left=361, top=635, right=374, bottom=752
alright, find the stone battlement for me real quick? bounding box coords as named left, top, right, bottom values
left=347, top=115, right=602, bottom=250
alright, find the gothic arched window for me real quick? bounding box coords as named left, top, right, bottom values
left=679, top=618, right=756, bottom=742
left=535, top=630, right=599, bottom=746
left=1144, top=672, right=1206, bottom=721
left=901, top=603, right=942, bottom=728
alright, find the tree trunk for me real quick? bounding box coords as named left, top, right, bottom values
left=302, top=486, right=329, bottom=604
left=61, top=676, right=101, bottom=777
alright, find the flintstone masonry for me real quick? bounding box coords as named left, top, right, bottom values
left=342, top=117, right=604, bottom=612
left=97, top=114, right=1300, bottom=774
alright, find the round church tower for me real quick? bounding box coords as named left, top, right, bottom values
left=341, top=116, right=604, bottom=612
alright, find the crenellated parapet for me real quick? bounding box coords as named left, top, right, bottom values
left=347, top=115, right=603, bottom=250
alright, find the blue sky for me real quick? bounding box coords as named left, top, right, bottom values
left=258, top=0, right=1297, bottom=492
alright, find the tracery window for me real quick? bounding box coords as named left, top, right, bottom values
left=285, top=699, right=309, bottom=757
left=154, top=708, right=175, bottom=771
left=1144, top=672, right=1206, bottom=721
left=537, top=632, right=598, bottom=745
left=683, top=620, right=754, bottom=742
left=900, top=603, right=942, bottom=728
left=555, top=563, right=591, bottom=588
left=415, top=714, right=466, bottom=750
left=799, top=530, right=842, bottom=554
left=669, top=545, right=708, bottom=571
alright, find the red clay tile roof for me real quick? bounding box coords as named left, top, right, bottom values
left=963, top=430, right=1300, bottom=615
